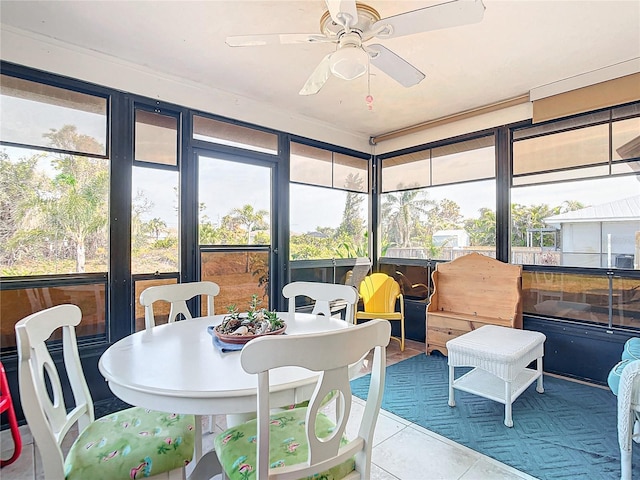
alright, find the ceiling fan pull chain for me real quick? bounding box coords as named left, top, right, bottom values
left=366, top=69, right=373, bottom=110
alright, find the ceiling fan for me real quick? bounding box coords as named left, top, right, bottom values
left=226, top=0, right=486, bottom=96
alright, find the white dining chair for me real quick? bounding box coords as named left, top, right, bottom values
left=617, top=359, right=640, bottom=480
left=211, top=318, right=391, bottom=479
left=15, top=304, right=195, bottom=480
left=282, top=281, right=359, bottom=324
left=139, top=280, right=220, bottom=329
left=139, top=280, right=221, bottom=459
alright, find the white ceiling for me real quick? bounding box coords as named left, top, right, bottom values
left=1, top=0, right=639, bottom=150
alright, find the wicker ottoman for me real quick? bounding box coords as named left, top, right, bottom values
left=447, top=325, right=546, bottom=427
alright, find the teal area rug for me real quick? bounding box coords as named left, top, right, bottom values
left=350, top=353, right=639, bottom=480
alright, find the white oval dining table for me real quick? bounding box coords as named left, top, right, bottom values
left=98, top=312, right=354, bottom=417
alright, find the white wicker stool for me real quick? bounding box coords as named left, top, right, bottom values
left=446, top=325, right=546, bottom=427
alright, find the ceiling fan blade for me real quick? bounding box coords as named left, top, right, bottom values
left=299, top=54, right=332, bottom=96
left=366, top=44, right=425, bottom=88
left=226, top=33, right=329, bottom=47
left=372, top=0, right=485, bottom=40
left=325, top=0, right=359, bottom=28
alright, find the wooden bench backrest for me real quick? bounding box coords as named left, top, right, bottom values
left=428, top=253, right=522, bottom=326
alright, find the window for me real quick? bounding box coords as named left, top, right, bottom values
left=511, top=103, right=640, bottom=268
left=289, top=142, right=369, bottom=260
left=380, top=135, right=496, bottom=260
left=131, top=167, right=179, bottom=274
left=0, top=146, right=109, bottom=275
left=1, top=74, right=107, bottom=155
left=193, top=115, right=278, bottom=154
left=131, top=107, right=180, bottom=275
left=0, top=73, right=110, bottom=349
left=135, top=109, right=178, bottom=166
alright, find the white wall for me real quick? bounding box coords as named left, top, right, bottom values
left=560, top=221, right=640, bottom=268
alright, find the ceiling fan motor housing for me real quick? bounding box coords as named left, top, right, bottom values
left=320, top=3, right=381, bottom=40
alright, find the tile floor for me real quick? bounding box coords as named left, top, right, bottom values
left=1, top=339, right=536, bottom=480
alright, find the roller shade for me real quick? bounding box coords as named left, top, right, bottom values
left=533, top=73, right=640, bottom=124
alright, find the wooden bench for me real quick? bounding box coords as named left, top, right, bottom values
left=426, top=252, right=522, bottom=356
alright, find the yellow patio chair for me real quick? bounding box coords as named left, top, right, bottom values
left=355, top=272, right=405, bottom=351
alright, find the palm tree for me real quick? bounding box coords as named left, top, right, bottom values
left=147, top=217, right=167, bottom=241
left=381, top=188, right=433, bottom=248
left=229, top=204, right=269, bottom=245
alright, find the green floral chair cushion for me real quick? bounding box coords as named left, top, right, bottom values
left=214, top=407, right=355, bottom=480
left=64, top=407, right=195, bottom=480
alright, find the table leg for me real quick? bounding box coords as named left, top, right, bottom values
left=536, top=357, right=544, bottom=394
left=504, top=381, right=513, bottom=427
left=448, top=365, right=456, bottom=407
left=187, top=450, right=223, bottom=480
left=194, top=421, right=203, bottom=460
left=226, top=413, right=256, bottom=427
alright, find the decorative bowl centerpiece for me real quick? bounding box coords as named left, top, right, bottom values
left=214, top=294, right=286, bottom=345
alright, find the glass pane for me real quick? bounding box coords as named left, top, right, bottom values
left=133, top=277, right=178, bottom=331
left=290, top=142, right=332, bottom=187
left=201, top=250, right=270, bottom=313
left=431, top=136, right=495, bottom=185
left=1, top=146, right=109, bottom=276
left=131, top=167, right=179, bottom=274
left=135, top=110, right=178, bottom=166
left=380, top=263, right=431, bottom=301
left=193, top=115, right=277, bottom=154
left=513, top=109, right=610, bottom=140
left=382, top=150, right=430, bottom=192
left=1, top=74, right=107, bottom=155
left=512, top=165, right=610, bottom=186
left=613, top=117, right=640, bottom=160
left=198, top=156, right=271, bottom=245
left=522, top=271, right=640, bottom=328
left=333, top=153, right=368, bottom=192
left=290, top=184, right=367, bottom=260
left=1, top=283, right=106, bottom=349
left=513, top=124, right=609, bottom=175
left=511, top=175, right=640, bottom=266
left=382, top=180, right=496, bottom=260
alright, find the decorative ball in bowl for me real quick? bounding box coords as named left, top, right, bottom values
left=214, top=297, right=286, bottom=345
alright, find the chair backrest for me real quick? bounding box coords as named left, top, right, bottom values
left=359, top=273, right=401, bottom=313
left=15, top=304, right=93, bottom=479
left=344, top=257, right=372, bottom=288
left=241, top=319, right=391, bottom=479
left=139, top=281, right=220, bottom=329
left=282, top=281, right=359, bottom=323
left=617, top=359, right=640, bottom=480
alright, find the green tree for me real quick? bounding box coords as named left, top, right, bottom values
left=426, top=199, right=464, bottom=235
left=465, top=207, right=496, bottom=246
left=228, top=204, right=269, bottom=245
left=42, top=126, right=109, bottom=273
left=381, top=188, right=433, bottom=248
left=561, top=200, right=585, bottom=213
left=146, top=217, right=167, bottom=241
left=0, top=150, right=46, bottom=270
left=336, top=173, right=366, bottom=239
left=511, top=203, right=560, bottom=247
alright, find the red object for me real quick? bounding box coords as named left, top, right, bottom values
left=0, top=361, right=22, bottom=467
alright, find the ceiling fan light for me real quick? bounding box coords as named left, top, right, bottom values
left=330, top=45, right=368, bottom=80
